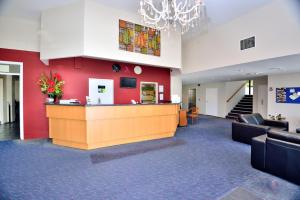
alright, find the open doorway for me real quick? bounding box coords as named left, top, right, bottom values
left=0, top=61, right=23, bottom=141
left=188, top=88, right=196, bottom=110
left=140, top=82, right=158, bottom=104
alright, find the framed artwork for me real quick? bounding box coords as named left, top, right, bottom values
left=276, top=87, right=300, bottom=104
left=134, top=24, right=148, bottom=54
left=119, top=20, right=134, bottom=52
left=148, top=28, right=161, bottom=56
left=119, top=19, right=161, bottom=57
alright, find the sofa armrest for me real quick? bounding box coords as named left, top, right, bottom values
left=266, top=137, right=300, bottom=185
left=232, top=122, right=270, bottom=144
left=264, top=120, right=289, bottom=130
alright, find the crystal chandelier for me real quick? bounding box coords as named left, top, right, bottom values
left=139, top=0, right=205, bottom=34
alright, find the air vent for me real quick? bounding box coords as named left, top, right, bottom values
left=240, top=36, right=255, bottom=50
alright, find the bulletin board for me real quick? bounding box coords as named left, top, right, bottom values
left=276, top=87, right=300, bottom=104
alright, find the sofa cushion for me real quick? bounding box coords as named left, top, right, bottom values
left=253, top=113, right=265, bottom=125
left=239, top=114, right=258, bottom=125
left=268, top=130, right=300, bottom=145
left=270, top=127, right=288, bottom=132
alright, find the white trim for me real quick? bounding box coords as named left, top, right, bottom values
left=140, top=82, right=159, bottom=104
left=0, top=61, right=24, bottom=140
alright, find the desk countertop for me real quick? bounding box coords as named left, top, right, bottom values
left=45, top=103, right=178, bottom=107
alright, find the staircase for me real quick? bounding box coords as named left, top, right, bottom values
left=226, top=95, right=253, bottom=121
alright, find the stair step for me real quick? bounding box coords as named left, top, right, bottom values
left=233, top=108, right=253, bottom=112
left=238, top=101, right=253, bottom=104
left=240, top=99, right=253, bottom=102
left=226, top=115, right=238, bottom=120
left=234, top=106, right=252, bottom=110
left=231, top=110, right=252, bottom=114
left=227, top=113, right=240, bottom=116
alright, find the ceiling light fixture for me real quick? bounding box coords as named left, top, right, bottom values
left=139, top=0, right=206, bottom=34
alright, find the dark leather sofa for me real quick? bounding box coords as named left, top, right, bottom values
left=232, top=113, right=289, bottom=144
left=252, top=130, right=300, bottom=185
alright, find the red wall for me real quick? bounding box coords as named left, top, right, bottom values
left=0, top=48, right=170, bottom=139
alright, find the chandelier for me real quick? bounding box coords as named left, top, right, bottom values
left=139, top=0, right=205, bottom=34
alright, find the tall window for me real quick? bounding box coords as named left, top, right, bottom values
left=245, top=80, right=253, bottom=95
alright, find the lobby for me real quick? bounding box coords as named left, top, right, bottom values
left=0, top=0, right=300, bottom=199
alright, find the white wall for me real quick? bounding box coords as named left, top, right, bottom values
left=40, top=0, right=182, bottom=69
left=268, top=73, right=300, bottom=132
left=170, top=69, right=182, bottom=101
left=0, top=16, right=40, bottom=52
left=182, top=0, right=300, bottom=74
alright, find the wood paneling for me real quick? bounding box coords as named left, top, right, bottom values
left=46, top=104, right=179, bottom=150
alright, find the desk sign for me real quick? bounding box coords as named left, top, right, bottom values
left=276, top=87, right=300, bottom=104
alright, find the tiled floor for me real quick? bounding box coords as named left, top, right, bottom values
left=0, top=122, right=19, bottom=141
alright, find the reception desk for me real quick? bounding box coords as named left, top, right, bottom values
left=46, top=103, right=179, bottom=150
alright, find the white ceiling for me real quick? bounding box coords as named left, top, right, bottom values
left=0, top=0, right=273, bottom=40
left=181, top=54, right=300, bottom=85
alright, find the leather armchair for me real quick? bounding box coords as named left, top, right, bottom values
left=232, top=122, right=270, bottom=144
left=265, top=130, right=300, bottom=185
left=232, top=113, right=289, bottom=144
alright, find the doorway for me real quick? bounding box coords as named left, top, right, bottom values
left=188, top=88, right=196, bottom=110
left=140, top=82, right=158, bottom=104
left=205, top=88, right=218, bottom=116
left=0, top=61, right=23, bottom=141
left=257, top=85, right=268, bottom=118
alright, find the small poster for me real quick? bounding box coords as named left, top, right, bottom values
left=160, top=93, right=164, bottom=101
left=276, top=87, right=300, bottom=104
left=159, top=85, right=164, bottom=93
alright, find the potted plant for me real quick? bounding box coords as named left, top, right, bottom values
left=37, top=71, right=64, bottom=103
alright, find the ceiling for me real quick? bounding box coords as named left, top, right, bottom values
left=181, top=54, right=300, bottom=85
left=0, top=0, right=273, bottom=40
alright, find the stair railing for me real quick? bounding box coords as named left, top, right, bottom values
left=226, top=82, right=247, bottom=103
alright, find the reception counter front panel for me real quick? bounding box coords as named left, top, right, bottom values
left=46, top=104, right=179, bottom=150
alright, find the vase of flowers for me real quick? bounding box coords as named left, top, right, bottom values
left=38, top=71, right=64, bottom=103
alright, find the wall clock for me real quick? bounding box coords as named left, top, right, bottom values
left=134, top=66, right=142, bottom=75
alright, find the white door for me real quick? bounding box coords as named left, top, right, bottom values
left=206, top=88, right=218, bottom=116
left=257, top=85, right=268, bottom=118
left=89, top=79, right=114, bottom=104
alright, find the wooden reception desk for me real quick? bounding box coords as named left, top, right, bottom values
left=46, top=103, right=179, bottom=150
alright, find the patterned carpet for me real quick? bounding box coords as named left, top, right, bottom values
left=0, top=115, right=299, bottom=200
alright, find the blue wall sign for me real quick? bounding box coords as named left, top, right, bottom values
left=276, top=87, right=300, bottom=104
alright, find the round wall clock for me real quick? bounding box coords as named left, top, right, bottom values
left=134, top=66, right=142, bottom=75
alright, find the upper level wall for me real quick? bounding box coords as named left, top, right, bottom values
left=84, top=0, right=181, bottom=69
left=40, top=0, right=182, bottom=69
left=0, top=17, right=40, bottom=52
left=182, top=0, right=300, bottom=74
left=40, top=0, right=85, bottom=59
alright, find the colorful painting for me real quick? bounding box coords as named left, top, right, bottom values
left=119, top=19, right=161, bottom=57
left=134, top=24, right=148, bottom=54
left=119, top=20, right=134, bottom=52
left=148, top=28, right=161, bottom=56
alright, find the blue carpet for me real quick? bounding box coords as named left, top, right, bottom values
left=0, top=115, right=299, bottom=200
